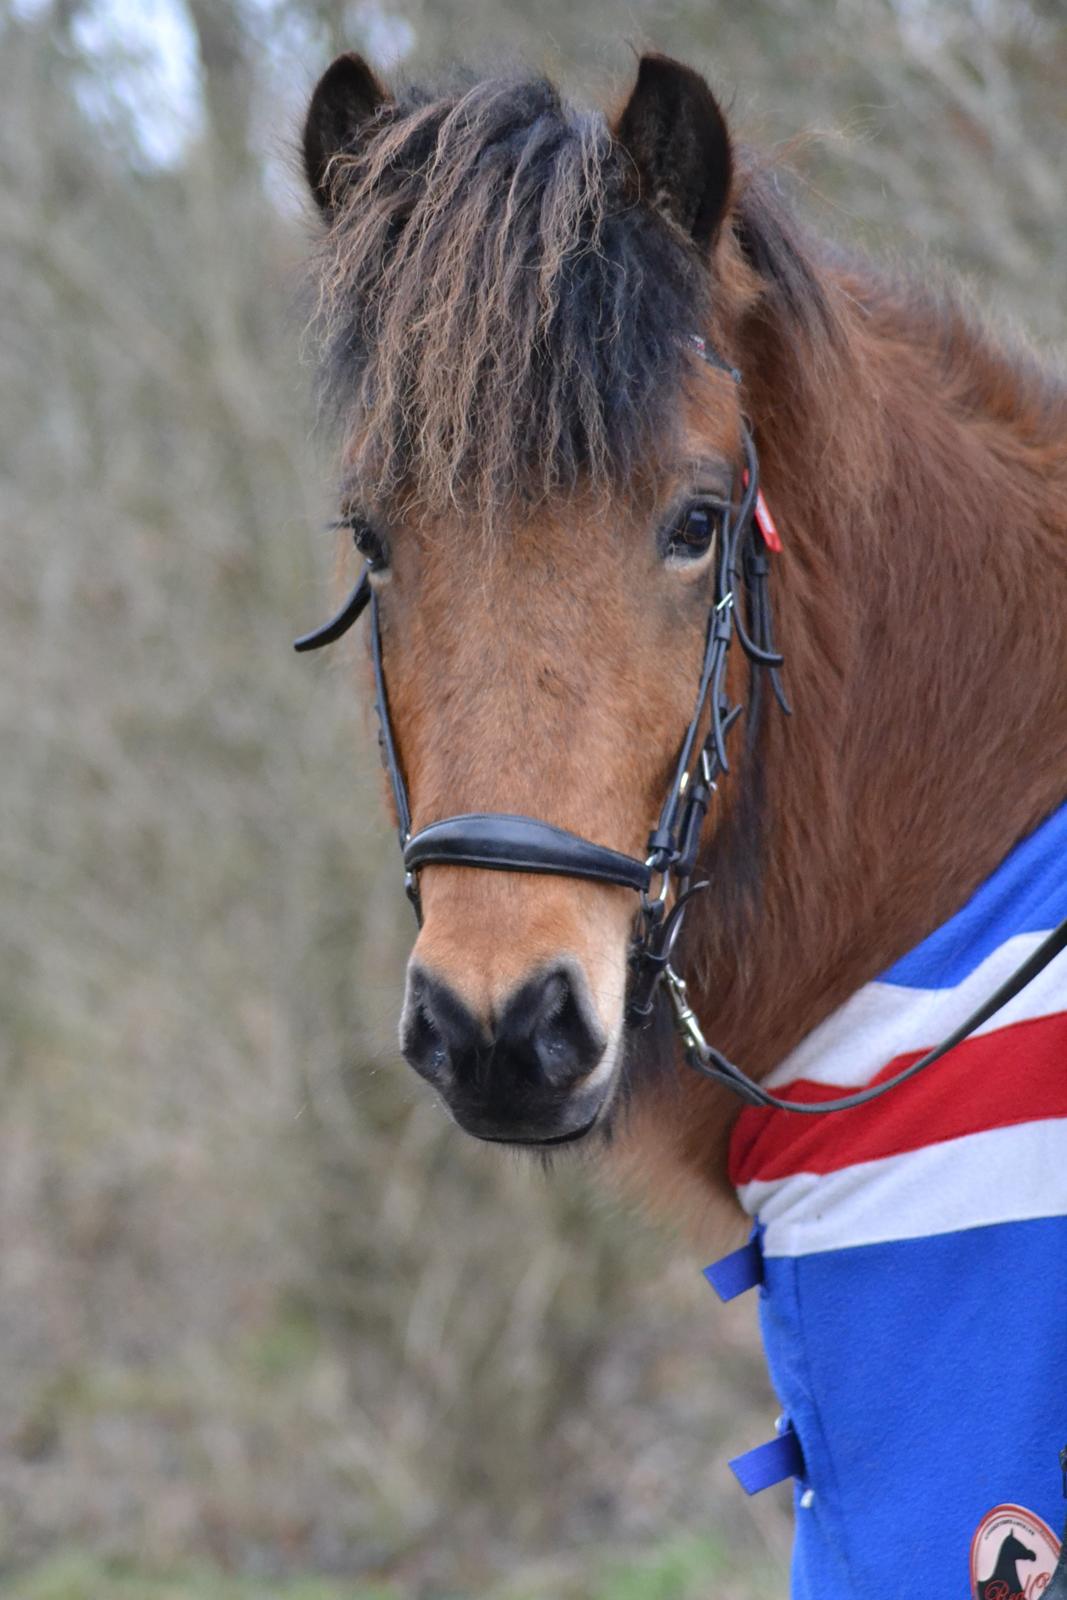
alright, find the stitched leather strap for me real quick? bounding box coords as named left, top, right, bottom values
left=403, top=814, right=652, bottom=893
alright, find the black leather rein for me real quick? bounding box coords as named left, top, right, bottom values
left=294, top=336, right=1067, bottom=1116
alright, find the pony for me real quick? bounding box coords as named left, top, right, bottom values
left=295, top=51, right=1067, bottom=1597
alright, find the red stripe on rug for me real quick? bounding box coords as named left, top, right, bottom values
left=729, top=1011, right=1067, bottom=1185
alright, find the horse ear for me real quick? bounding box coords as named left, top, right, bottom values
left=614, top=55, right=732, bottom=250
left=303, top=53, right=391, bottom=214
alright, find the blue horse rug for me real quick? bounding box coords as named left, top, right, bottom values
left=712, top=801, right=1067, bottom=1598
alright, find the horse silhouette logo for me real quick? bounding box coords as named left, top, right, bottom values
left=971, top=1505, right=1061, bottom=1599
left=979, top=1530, right=1038, bottom=1599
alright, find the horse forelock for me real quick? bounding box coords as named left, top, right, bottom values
left=308, top=72, right=720, bottom=520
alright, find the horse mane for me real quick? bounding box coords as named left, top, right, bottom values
left=307, top=72, right=840, bottom=519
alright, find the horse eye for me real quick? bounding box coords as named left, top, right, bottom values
left=349, top=516, right=388, bottom=572
left=664, top=501, right=720, bottom=564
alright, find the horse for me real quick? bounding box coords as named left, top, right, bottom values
left=294, top=51, right=1067, bottom=1597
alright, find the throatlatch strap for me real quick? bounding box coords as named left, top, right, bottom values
left=293, top=568, right=371, bottom=653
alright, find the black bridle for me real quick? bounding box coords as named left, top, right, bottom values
left=295, top=338, right=1067, bottom=1116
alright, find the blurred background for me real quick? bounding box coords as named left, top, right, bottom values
left=1, top=1, right=1063, bottom=1596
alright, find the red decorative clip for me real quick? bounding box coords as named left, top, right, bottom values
left=755, top=489, right=782, bottom=553
left=742, top=470, right=783, bottom=553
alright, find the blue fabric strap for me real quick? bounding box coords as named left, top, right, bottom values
left=729, top=1424, right=805, bottom=1495
left=703, top=1236, right=764, bottom=1301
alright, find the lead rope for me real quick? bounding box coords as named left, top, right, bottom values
left=670, top=914, right=1067, bottom=1114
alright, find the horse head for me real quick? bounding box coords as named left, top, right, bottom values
left=301, top=54, right=769, bottom=1147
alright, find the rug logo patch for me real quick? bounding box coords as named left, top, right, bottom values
left=971, top=1504, right=1061, bottom=1600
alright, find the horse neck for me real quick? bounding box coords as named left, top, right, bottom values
left=626, top=261, right=1067, bottom=1225
left=741, top=266, right=1067, bottom=1050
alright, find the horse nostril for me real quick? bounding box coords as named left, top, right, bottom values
left=496, top=965, right=606, bottom=1091
left=401, top=962, right=607, bottom=1103
left=401, top=966, right=482, bottom=1089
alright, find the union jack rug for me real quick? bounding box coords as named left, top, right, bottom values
left=721, top=801, right=1067, bottom=1598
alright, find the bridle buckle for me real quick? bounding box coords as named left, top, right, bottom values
left=664, top=966, right=709, bottom=1057
left=642, top=852, right=674, bottom=920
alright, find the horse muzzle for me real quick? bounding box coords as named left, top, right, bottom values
left=400, top=959, right=614, bottom=1146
